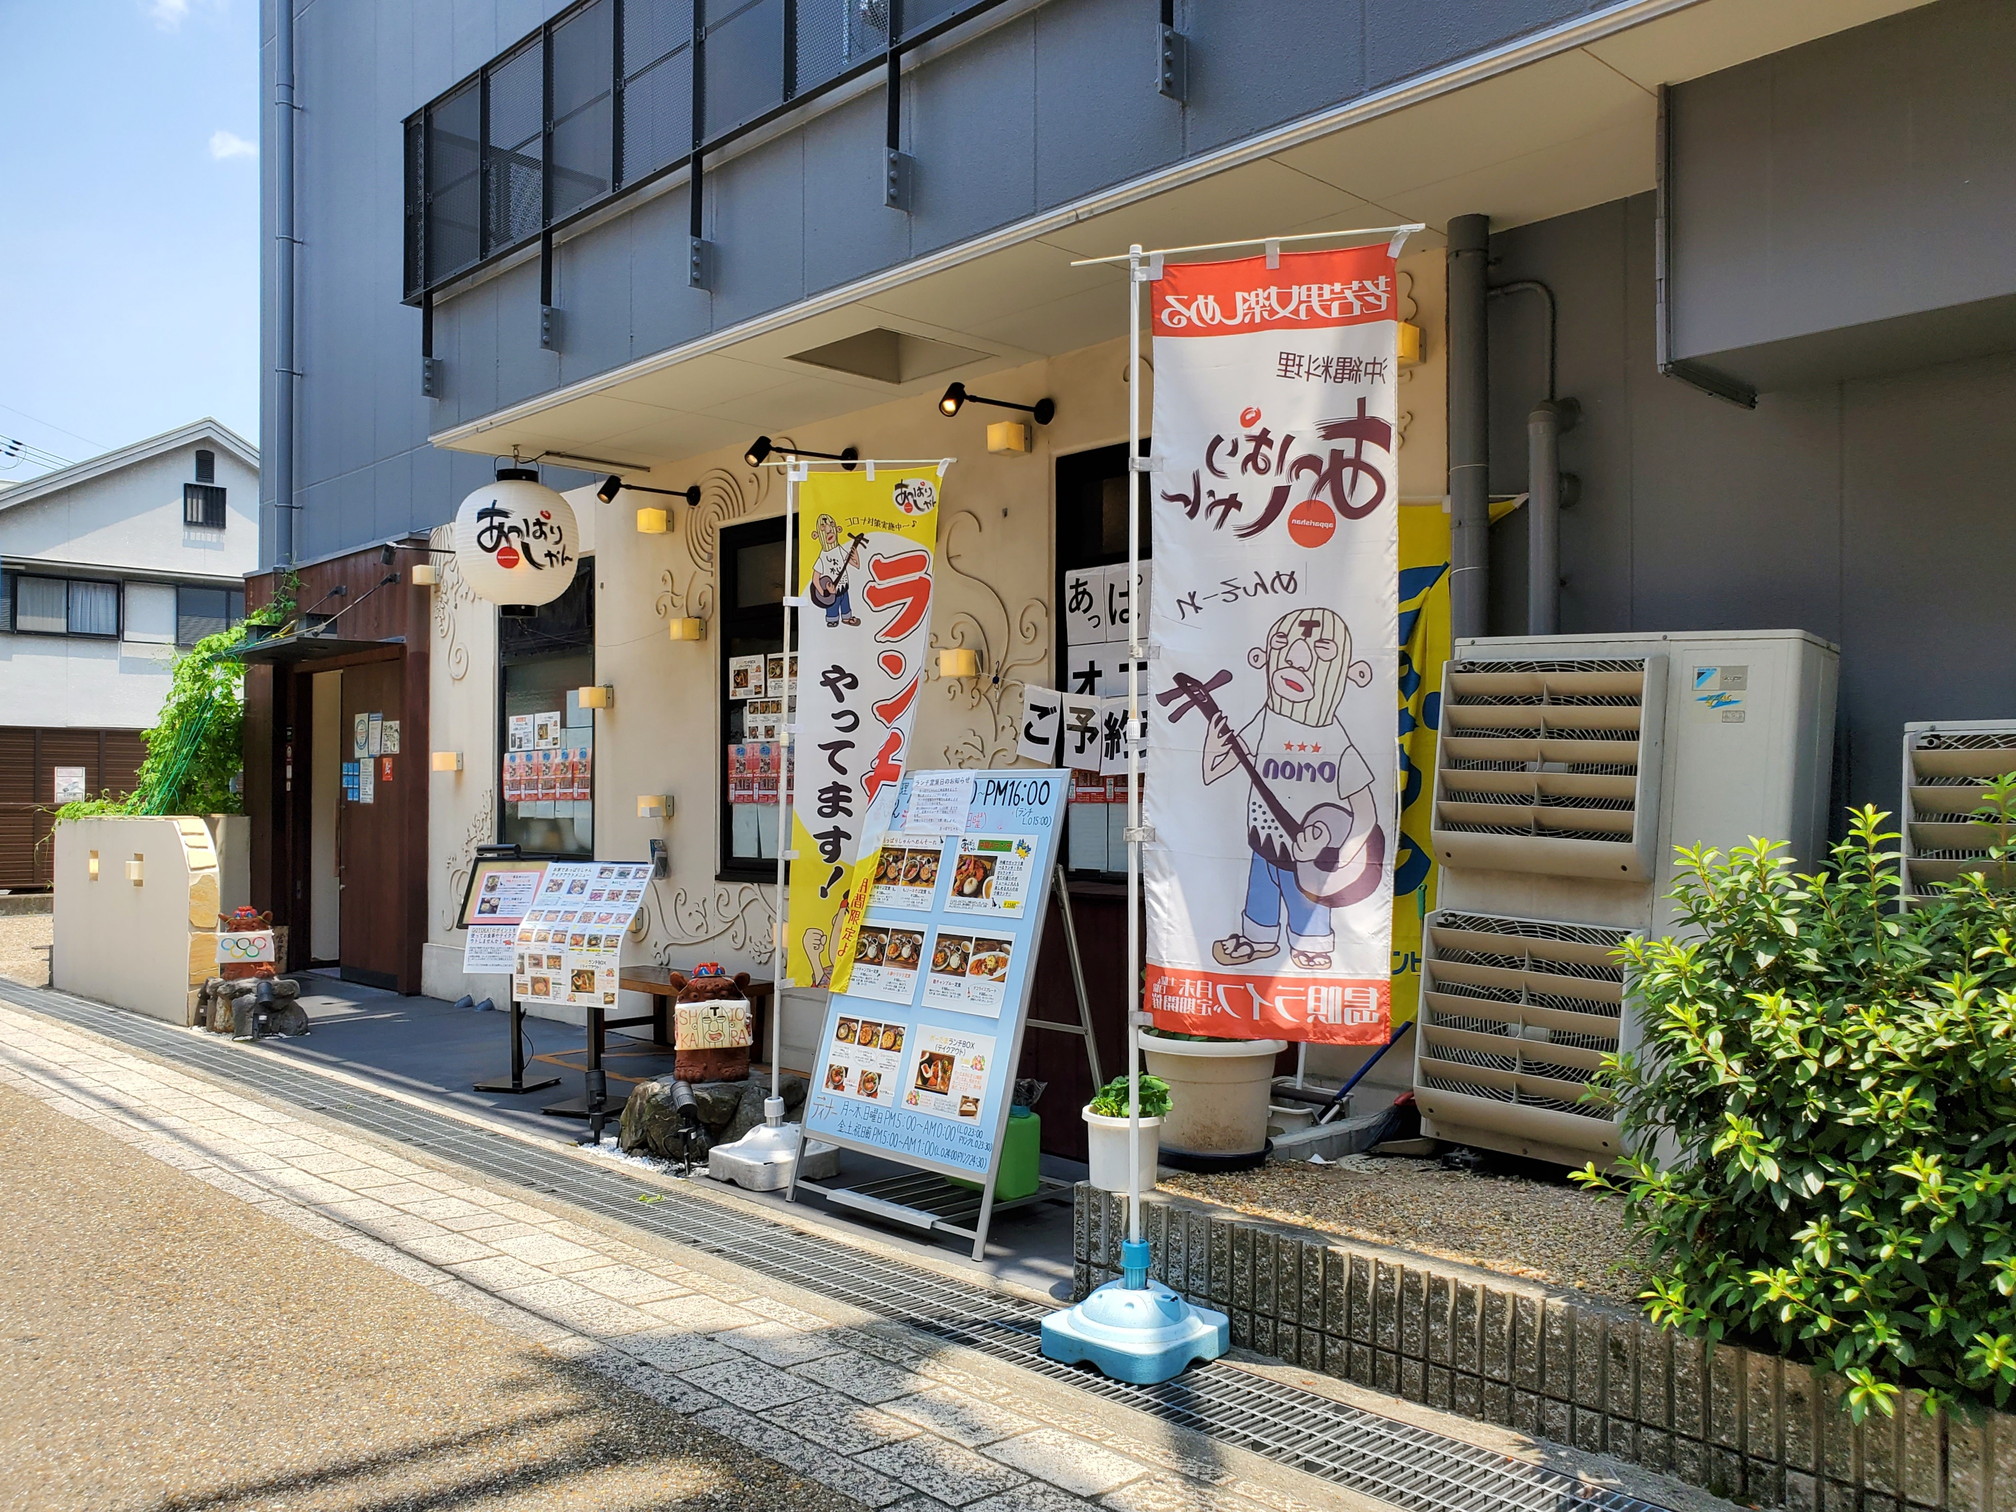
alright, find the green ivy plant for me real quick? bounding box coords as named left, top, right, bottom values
left=52, top=573, right=298, bottom=822
left=1089, top=1074, right=1172, bottom=1120
left=1575, top=786, right=2016, bottom=1420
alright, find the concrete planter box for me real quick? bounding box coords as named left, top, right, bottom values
left=1073, top=1183, right=2016, bottom=1512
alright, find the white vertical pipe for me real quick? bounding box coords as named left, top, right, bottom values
left=1125, top=243, right=1145, bottom=1255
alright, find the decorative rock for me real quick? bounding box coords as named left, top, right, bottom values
left=689, top=1081, right=746, bottom=1130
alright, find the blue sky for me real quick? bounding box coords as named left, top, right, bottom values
left=0, top=0, right=260, bottom=479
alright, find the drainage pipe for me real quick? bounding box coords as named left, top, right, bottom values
left=273, top=0, right=297, bottom=566
left=1446, top=214, right=1490, bottom=640
left=1526, top=401, right=1563, bottom=635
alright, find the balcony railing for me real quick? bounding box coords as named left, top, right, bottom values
left=403, top=0, right=1010, bottom=304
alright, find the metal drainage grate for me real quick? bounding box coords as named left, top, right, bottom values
left=0, top=981, right=1673, bottom=1512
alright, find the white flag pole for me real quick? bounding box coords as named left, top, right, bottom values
left=767, top=462, right=804, bottom=1118
left=1124, top=241, right=1147, bottom=1275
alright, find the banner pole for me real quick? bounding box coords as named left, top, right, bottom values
left=769, top=463, right=801, bottom=1115
left=1125, top=241, right=1145, bottom=1260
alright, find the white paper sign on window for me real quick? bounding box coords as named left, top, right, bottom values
left=1016, top=687, right=1061, bottom=763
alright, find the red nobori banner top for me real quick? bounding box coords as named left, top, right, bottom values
left=1151, top=243, right=1397, bottom=337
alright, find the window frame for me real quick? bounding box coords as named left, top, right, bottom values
left=10, top=574, right=123, bottom=640
left=193, top=448, right=216, bottom=484
left=717, top=514, right=788, bottom=883
left=495, top=555, right=596, bottom=861
left=175, top=584, right=244, bottom=648
left=184, top=482, right=228, bottom=529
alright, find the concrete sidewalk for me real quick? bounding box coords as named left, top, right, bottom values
left=0, top=999, right=1345, bottom=1512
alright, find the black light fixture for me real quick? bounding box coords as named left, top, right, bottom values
left=597, top=474, right=701, bottom=507
left=744, top=436, right=859, bottom=471
left=937, top=382, right=1055, bottom=425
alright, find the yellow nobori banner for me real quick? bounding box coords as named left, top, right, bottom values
left=781, top=466, right=944, bottom=990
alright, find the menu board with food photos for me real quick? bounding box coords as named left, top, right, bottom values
left=508, top=861, right=653, bottom=1010
left=802, top=769, right=1068, bottom=1184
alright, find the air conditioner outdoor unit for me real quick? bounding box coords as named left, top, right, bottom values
left=1900, top=721, right=2016, bottom=902
left=1415, top=630, right=1839, bottom=1167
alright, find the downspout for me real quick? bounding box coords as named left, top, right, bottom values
left=1445, top=213, right=1490, bottom=639
left=1488, top=278, right=1575, bottom=636
left=273, top=0, right=298, bottom=565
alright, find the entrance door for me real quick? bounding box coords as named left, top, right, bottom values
left=336, top=659, right=406, bottom=988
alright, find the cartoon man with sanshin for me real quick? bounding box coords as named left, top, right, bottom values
left=1169, top=605, right=1384, bottom=972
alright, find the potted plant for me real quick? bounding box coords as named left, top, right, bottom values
left=1081, top=1074, right=1169, bottom=1194
left=1141, top=1029, right=1289, bottom=1170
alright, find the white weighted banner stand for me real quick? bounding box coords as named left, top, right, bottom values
left=1039, top=223, right=1419, bottom=1385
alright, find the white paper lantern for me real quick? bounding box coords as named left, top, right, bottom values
left=452, top=468, right=578, bottom=607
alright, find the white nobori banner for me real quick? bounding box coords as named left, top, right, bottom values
left=1144, top=244, right=1399, bottom=1045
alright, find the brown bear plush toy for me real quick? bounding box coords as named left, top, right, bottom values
left=667, top=962, right=753, bottom=1083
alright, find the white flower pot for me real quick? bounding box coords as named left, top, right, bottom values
left=1141, top=1035, right=1289, bottom=1161
left=1082, top=1106, right=1162, bottom=1194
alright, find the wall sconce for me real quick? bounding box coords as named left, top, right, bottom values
left=1397, top=322, right=1425, bottom=364
left=634, top=506, right=669, bottom=534
left=744, top=436, right=859, bottom=471
left=126, top=854, right=144, bottom=886
left=576, top=685, right=614, bottom=710
left=938, top=647, right=982, bottom=679
left=938, top=383, right=1055, bottom=425
left=668, top=617, right=707, bottom=642
left=430, top=751, right=464, bottom=772
left=987, top=421, right=1031, bottom=455
left=637, top=794, right=673, bottom=819
left=87, top=849, right=99, bottom=881
left=410, top=563, right=439, bottom=586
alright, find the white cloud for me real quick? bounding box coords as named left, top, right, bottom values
left=148, top=0, right=191, bottom=28
left=209, top=130, right=257, bottom=162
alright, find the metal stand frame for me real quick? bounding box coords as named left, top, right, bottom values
left=473, top=999, right=561, bottom=1094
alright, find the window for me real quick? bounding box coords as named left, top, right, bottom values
left=1056, top=443, right=1151, bottom=881
left=12, top=575, right=121, bottom=638
left=719, top=517, right=788, bottom=879
left=499, top=557, right=594, bottom=858
left=177, top=585, right=244, bottom=647
left=184, top=482, right=227, bottom=528
left=193, top=449, right=216, bottom=484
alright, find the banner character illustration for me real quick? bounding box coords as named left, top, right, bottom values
left=1159, top=606, right=1384, bottom=971
left=810, top=514, right=866, bottom=627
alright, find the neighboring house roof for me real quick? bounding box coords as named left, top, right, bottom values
left=0, top=418, right=257, bottom=515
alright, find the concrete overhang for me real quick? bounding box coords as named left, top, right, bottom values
left=429, top=0, right=1930, bottom=475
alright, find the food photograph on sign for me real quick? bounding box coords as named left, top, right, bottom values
left=942, top=834, right=1035, bottom=916
left=868, top=835, right=944, bottom=911
left=902, top=1026, right=994, bottom=1121
left=822, top=1015, right=902, bottom=1105
left=922, top=929, right=1014, bottom=1017
left=844, top=919, right=924, bottom=1006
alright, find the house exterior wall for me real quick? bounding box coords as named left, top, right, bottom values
left=0, top=437, right=259, bottom=732
left=1484, top=191, right=2016, bottom=823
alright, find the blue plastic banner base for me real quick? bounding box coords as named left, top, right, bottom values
left=1039, top=1275, right=1229, bottom=1385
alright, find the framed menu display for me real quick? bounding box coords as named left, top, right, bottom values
left=508, top=861, right=653, bottom=1009
left=800, top=769, right=1069, bottom=1198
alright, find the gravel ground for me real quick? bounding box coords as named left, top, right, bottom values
left=1164, top=1152, right=1649, bottom=1304
left=0, top=912, right=49, bottom=988
left=0, top=1083, right=863, bottom=1512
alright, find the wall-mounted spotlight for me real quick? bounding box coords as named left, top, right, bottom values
left=430, top=751, right=464, bottom=772
left=744, top=436, right=858, bottom=471
left=667, top=617, right=707, bottom=642
left=938, top=647, right=982, bottom=679
left=597, top=474, right=701, bottom=507
left=937, top=383, right=1055, bottom=426
left=576, top=685, right=615, bottom=710
left=637, top=794, right=673, bottom=819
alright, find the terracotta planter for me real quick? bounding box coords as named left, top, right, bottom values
left=1141, top=1035, right=1289, bottom=1165
left=1081, top=1106, right=1162, bottom=1194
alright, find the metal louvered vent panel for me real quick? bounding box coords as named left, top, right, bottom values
left=1431, top=657, right=1668, bottom=882
left=1414, top=910, right=1636, bottom=1166
left=1901, top=723, right=2016, bottom=900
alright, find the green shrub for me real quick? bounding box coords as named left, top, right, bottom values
left=1090, top=1074, right=1171, bottom=1120
left=1576, top=798, right=2016, bottom=1419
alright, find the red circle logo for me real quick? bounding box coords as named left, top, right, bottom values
left=1286, top=499, right=1335, bottom=549
left=494, top=543, right=522, bottom=570
left=1239, top=406, right=1262, bottom=428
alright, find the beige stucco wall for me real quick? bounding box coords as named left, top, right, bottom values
left=52, top=816, right=223, bottom=1023
left=421, top=248, right=1448, bottom=1073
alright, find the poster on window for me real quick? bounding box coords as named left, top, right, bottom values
left=1143, top=244, right=1399, bottom=1045
left=779, top=464, right=946, bottom=989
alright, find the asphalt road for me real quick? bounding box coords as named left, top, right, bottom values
left=0, top=1081, right=865, bottom=1512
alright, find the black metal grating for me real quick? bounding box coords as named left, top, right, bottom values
left=0, top=980, right=1673, bottom=1512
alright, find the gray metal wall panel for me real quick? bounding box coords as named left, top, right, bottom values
left=1488, top=192, right=2016, bottom=820
left=269, top=0, right=1654, bottom=566
left=1363, top=0, right=1590, bottom=91
left=803, top=93, right=915, bottom=297
left=1670, top=0, right=2016, bottom=374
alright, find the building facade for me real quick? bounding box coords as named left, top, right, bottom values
left=251, top=0, right=2016, bottom=1145
left=0, top=419, right=257, bottom=885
